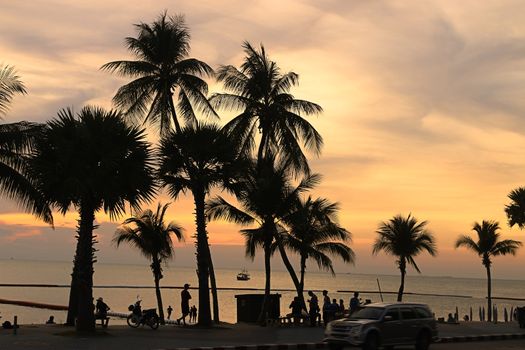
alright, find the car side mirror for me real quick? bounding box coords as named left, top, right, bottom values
left=383, top=315, right=393, bottom=322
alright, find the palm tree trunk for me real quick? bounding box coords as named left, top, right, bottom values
left=193, top=188, right=212, bottom=326
left=207, top=245, right=220, bottom=324
left=258, top=241, right=272, bottom=325
left=152, top=257, right=165, bottom=325
left=75, top=205, right=96, bottom=332
left=257, top=127, right=269, bottom=166
left=397, top=258, right=406, bottom=302
left=275, top=236, right=303, bottom=307
left=486, top=265, right=492, bottom=322
left=299, top=255, right=307, bottom=311
left=65, top=242, right=81, bottom=325
left=168, top=93, right=182, bottom=134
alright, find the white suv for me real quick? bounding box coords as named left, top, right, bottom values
left=324, top=302, right=438, bottom=350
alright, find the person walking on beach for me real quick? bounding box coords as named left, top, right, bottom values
left=167, top=305, right=173, bottom=320
left=176, top=283, right=191, bottom=325
left=307, top=291, right=320, bottom=327
left=349, top=292, right=360, bottom=315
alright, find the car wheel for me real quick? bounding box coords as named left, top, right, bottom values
left=362, top=333, right=379, bottom=350
left=415, top=331, right=431, bottom=350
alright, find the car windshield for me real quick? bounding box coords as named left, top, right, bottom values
left=348, top=307, right=384, bottom=320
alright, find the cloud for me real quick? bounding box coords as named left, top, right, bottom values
left=0, top=0, right=524, bottom=275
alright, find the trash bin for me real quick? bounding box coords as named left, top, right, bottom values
left=235, top=294, right=281, bottom=323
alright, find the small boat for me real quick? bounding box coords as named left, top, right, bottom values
left=237, top=269, right=250, bottom=281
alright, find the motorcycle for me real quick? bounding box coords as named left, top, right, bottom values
left=126, top=300, right=160, bottom=330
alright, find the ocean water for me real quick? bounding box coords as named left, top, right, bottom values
left=0, top=259, right=524, bottom=325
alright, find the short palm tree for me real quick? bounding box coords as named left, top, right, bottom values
left=207, top=157, right=319, bottom=323
left=114, top=202, right=184, bottom=324
left=373, top=214, right=437, bottom=302
left=0, top=65, right=52, bottom=224
left=158, top=123, right=243, bottom=326
left=505, top=187, right=525, bottom=229
left=102, top=12, right=216, bottom=135
left=29, top=106, right=156, bottom=331
left=210, top=42, right=323, bottom=174
left=281, top=196, right=354, bottom=308
left=455, top=220, right=522, bottom=322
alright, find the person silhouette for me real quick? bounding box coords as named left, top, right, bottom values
left=176, top=283, right=191, bottom=325
left=167, top=305, right=173, bottom=320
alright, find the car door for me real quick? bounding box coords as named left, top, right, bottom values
left=400, top=307, right=419, bottom=342
left=380, top=307, right=403, bottom=345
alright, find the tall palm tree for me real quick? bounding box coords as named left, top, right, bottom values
left=207, top=157, right=319, bottom=324
left=29, top=106, right=155, bottom=331
left=372, top=214, right=437, bottom=302
left=0, top=65, right=52, bottom=224
left=102, top=12, right=217, bottom=135
left=114, top=202, right=184, bottom=324
left=210, top=42, right=323, bottom=174
left=281, top=196, right=354, bottom=308
left=505, top=187, right=525, bottom=229
left=455, top=220, right=522, bottom=322
left=158, top=123, right=243, bottom=326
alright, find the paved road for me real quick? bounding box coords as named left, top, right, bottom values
left=431, top=340, right=525, bottom=349
left=1, top=322, right=524, bottom=350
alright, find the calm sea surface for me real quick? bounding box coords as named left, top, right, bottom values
left=0, top=259, right=524, bottom=325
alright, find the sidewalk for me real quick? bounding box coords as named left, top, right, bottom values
left=0, top=321, right=523, bottom=350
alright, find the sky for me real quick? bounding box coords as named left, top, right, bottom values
left=1, top=0, right=525, bottom=279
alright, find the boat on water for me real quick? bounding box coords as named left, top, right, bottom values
left=237, top=269, right=250, bottom=281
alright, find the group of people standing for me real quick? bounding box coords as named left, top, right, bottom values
left=290, top=290, right=362, bottom=327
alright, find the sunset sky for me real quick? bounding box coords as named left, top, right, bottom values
left=1, top=0, right=525, bottom=279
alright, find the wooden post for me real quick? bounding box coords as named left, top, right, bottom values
left=376, top=278, right=384, bottom=302
left=13, top=316, right=17, bottom=335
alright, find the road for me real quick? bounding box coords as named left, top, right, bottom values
left=405, top=340, right=525, bottom=350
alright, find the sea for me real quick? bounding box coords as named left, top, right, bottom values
left=0, top=259, right=524, bottom=325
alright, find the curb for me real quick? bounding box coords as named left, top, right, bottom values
left=164, top=334, right=525, bottom=350
left=438, top=333, right=525, bottom=343
left=165, top=344, right=327, bottom=350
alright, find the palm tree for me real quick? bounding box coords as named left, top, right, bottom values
left=0, top=65, right=27, bottom=116
left=101, top=12, right=216, bottom=135
left=207, top=157, right=319, bottom=323
left=0, top=65, right=52, bottom=224
left=102, top=12, right=221, bottom=323
left=372, top=214, right=437, bottom=302
left=210, top=42, right=323, bottom=174
left=505, top=187, right=525, bottom=229
left=281, top=196, right=354, bottom=308
left=29, top=106, right=155, bottom=331
left=158, top=123, right=243, bottom=326
left=455, top=220, right=522, bottom=322
left=114, top=202, right=184, bottom=324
